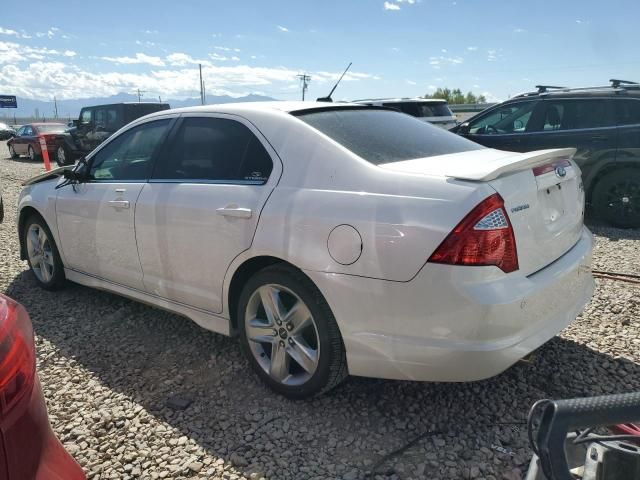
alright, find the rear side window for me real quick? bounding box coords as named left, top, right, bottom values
left=616, top=99, right=640, bottom=126
left=80, top=109, right=92, bottom=125
left=538, top=100, right=610, bottom=131
left=295, top=108, right=483, bottom=165
left=154, top=117, right=273, bottom=183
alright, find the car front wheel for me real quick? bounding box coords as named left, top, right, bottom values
left=24, top=216, right=66, bottom=290
left=238, top=265, right=347, bottom=399
left=592, top=168, right=640, bottom=228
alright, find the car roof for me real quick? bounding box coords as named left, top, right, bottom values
left=509, top=85, right=640, bottom=102
left=30, top=122, right=66, bottom=126
left=351, top=97, right=447, bottom=104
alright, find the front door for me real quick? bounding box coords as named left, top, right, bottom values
left=462, top=100, right=538, bottom=152
left=55, top=118, right=172, bottom=289
left=135, top=114, right=280, bottom=313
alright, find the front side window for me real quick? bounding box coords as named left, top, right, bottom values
left=615, top=99, right=640, bottom=126
left=295, top=107, right=483, bottom=165
left=23, top=126, right=34, bottom=136
left=153, top=117, right=273, bottom=183
left=468, top=101, right=536, bottom=134
left=537, top=99, right=610, bottom=131
left=89, top=119, right=170, bottom=181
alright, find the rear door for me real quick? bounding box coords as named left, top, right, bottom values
left=12, top=126, right=27, bottom=154
left=614, top=97, right=640, bottom=165
left=525, top=98, right=617, bottom=180
left=135, top=114, right=281, bottom=313
left=462, top=100, right=539, bottom=151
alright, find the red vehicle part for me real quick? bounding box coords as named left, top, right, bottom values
left=0, top=295, right=85, bottom=480
left=610, top=423, right=640, bottom=443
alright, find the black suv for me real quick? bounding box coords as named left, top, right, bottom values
left=55, top=102, right=170, bottom=166
left=451, top=80, right=640, bottom=228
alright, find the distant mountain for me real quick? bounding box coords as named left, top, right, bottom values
left=1, top=92, right=277, bottom=121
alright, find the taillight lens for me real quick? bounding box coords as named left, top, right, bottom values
left=39, top=134, right=58, bottom=147
left=428, top=193, right=519, bottom=273
left=0, top=295, right=35, bottom=419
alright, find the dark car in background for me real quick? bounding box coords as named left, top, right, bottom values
left=7, top=123, right=67, bottom=162
left=0, top=122, right=16, bottom=140
left=451, top=80, right=640, bottom=228
left=0, top=294, right=85, bottom=479
left=54, top=102, right=170, bottom=165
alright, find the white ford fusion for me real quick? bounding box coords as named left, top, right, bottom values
left=17, top=102, right=594, bottom=398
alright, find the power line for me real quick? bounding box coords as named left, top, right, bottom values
left=297, top=73, right=311, bottom=101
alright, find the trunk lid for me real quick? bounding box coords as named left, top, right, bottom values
left=380, top=148, right=585, bottom=275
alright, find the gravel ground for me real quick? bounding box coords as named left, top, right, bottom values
left=1, top=144, right=639, bottom=480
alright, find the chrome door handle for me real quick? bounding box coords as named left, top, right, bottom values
left=108, top=200, right=130, bottom=209
left=216, top=206, right=252, bottom=219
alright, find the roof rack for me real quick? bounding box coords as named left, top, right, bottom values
left=535, top=85, right=566, bottom=93
left=610, top=79, right=639, bottom=88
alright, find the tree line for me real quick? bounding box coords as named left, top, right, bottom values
left=425, top=88, right=487, bottom=104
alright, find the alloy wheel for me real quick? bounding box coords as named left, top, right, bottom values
left=244, top=284, right=320, bottom=386
left=26, top=224, right=55, bottom=283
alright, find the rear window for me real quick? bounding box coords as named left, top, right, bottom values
left=294, top=108, right=482, bottom=165
left=383, top=102, right=453, bottom=118
left=34, top=124, right=66, bottom=133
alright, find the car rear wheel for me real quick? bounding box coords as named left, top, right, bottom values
left=592, top=169, right=640, bottom=228
left=56, top=145, right=67, bottom=167
left=24, top=216, right=66, bottom=290
left=237, top=265, right=347, bottom=399
left=27, top=145, right=39, bottom=162
left=8, top=144, right=18, bottom=159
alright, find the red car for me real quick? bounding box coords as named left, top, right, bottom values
left=0, top=294, right=85, bottom=479
left=7, top=123, right=67, bottom=165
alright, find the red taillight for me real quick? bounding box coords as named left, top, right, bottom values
left=39, top=134, right=58, bottom=147
left=428, top=193, right=519, bottom=273
left=0, top=295, right=35, bottom=420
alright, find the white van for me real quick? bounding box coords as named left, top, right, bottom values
left=351, top=98, right=457, bottom=129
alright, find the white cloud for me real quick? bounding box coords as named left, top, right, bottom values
left=487, top=49, right=498, bottom=61
left=467, top=46, right=478, bottom=51
left=101, top=52, right=166, bottom=67
left=0, top=27, right=19, bottom=37
left=166, top=52, right=210, bottom=67
left=277, top=25, right=289, bottom=32
left=144, top=29, right=158, bottom=34
left=406, top=80, right=417, bottom=85
left=513, top=27, right=526, bottom=33
left=429, top=55, right=464, bottom=68
left=384, top=1, right=401, bottom=10
left=63, top=50, right=77, bottom=57
left=0, top=41, right=379, bottom=101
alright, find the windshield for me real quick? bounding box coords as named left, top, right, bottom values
left=383, top=101, right=453, bottom=118
left=35, top=124, right=67, bottom=133
left=295, top=107, right=483, bottom=164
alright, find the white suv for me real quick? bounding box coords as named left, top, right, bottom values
left=352, top=98, right=457, bottom=129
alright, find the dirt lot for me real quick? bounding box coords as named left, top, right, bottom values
left=1, top=144, right=639, bottom=480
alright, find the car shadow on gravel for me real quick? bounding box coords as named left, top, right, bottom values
left=6, top=270, right=640, bottom=479
left=585, top=219, right=640, bottom=241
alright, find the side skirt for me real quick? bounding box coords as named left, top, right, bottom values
left=64, top=268, right=230, bottom=335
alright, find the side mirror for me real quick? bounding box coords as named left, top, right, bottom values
left=72, top=120, right=79, bottom=127
left=457, top=122, right=471, bottom=135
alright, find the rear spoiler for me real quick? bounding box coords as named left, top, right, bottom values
left=447, top=148, right=576, bottom=182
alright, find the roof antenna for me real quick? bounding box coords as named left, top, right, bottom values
left=317, top=62, right=352, bottom=102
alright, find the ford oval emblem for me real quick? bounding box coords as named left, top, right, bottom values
left=555, top=166, right=567, bottom=178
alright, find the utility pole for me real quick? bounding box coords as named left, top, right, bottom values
left=297, top=73, right=311, bottom=101
left=199, top=63, right=204, bottom=105
left=203, top=81, right=206, bottom=104
left=137, top=89, right=145, bottom=102
left=158, top=95, right=162, bottom=103
left=53, top=96, right=59, bottom=119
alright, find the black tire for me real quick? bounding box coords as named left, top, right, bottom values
left=8, top=144, right=18, bottom=159
left=592, top=168, right=640, bottom=228
left=23, top=215, right=66, bottom=290
left=27, top=145, right=40, bottom=162
left=56, top=145, right=69, bottom=167
left=237, top=264, right=347, bottom=399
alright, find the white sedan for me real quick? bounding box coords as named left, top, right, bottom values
left=17, top=102, right=594, bottom=398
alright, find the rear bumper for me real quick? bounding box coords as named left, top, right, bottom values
left=1, top=376, right=85, bottom=480
left=306, top=227, right=594, bottom=382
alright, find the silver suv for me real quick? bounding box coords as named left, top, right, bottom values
left=351, top=97, right=457, bottom=129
